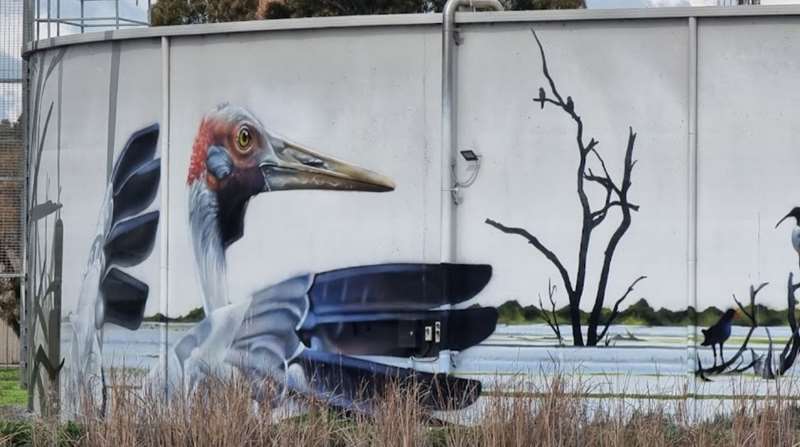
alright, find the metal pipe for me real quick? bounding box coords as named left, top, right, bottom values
left=159, top=35, right=171, bottom=395
left=440, top=0, right=503, bottom=264
left=80, top=0, right=84, bottom=33
left=439, top=0, right=503, bottom=375
left=686, top=15, right=698, bottom=419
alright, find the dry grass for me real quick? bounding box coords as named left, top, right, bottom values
left=7, top=371, right=800, bottom=446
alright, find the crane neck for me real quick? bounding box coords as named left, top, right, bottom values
left=188, top=180, right=230, bottom=314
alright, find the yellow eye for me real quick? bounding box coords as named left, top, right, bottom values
left=236, top=126, right=252, bottom=152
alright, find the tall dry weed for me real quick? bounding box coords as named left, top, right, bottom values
left=31, top=368, right=800, bottom=447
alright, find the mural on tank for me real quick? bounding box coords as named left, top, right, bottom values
left=480, top=30, right=800, bottom=386
left=163, top=104, right=497, bottom=410
left=64, top=104, right=499, bottom=413
left=25, top=21, right=800, bottom=417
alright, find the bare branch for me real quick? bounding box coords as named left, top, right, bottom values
left=532, top=97, right=561, bottom=109
left=590, top=201, right=641, bottom=226
left=538, top=295, right=558, bottom=337
left=584, top=171, right=614, bottom=189
left=531, top=28, right=587, bottom=156
left=753, top=331, right=776, bottom=379
left=597, top=275, right=646, bottom=343
left=530, top=29, right=565, bottom=106
left=485, top=218, right=574, bottom=297
left=584, top=127, right=641, bottom=345
left=621, top=128, right=638, bottom=191
left=546, top=279, right=562, bottom=344
left=588, top=147, right=620, bottom=194
left=779, top=272, right=800, bottom=375
left=537, top=280, right=563, bottom=344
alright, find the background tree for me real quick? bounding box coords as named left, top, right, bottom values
left=504, top=0, right=584, bottom=10
left=261, top=0, right=584, bottom=18
left=151, top=0, right=259, bottom=25
left=153, top=0, right=585, bottom=25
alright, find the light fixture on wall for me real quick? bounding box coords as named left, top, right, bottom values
left=459, top=150, right=479, bottom=162
left=450, top=148, right=482, bottom=205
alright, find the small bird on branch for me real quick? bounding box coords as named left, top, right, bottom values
left=701, top=308, right=737, bottom=366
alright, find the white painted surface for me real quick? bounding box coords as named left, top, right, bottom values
left=25, top=13, right=800, bottom=392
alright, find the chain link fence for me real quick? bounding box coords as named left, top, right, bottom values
left=0, top=0, right=24, bottom=274
left=0, top=0, right=25, bottom=364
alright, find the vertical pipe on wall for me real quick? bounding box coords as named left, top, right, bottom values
left=440, top=2, right=458, bottom=268
left=686, top=16, right=699, bottom=415
left=159, top=36, right=170, bottom=392
left=441, top=0, right=503, bottom=374
left=441, top=0, right=504, bottom=264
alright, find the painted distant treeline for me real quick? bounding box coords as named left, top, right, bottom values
left=145, top=301, right=797, bottom=327
left=495, top=298, right=800, bottom=327
left=143, top=307, right=205, bottom=323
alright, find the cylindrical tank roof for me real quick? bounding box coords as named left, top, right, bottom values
left=24, top=4, right=800, bottom=57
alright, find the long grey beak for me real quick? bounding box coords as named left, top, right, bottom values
left=259, top=135, right=395, bottom=193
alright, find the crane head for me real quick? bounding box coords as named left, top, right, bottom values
left=187, top=104, right=395, bottom=247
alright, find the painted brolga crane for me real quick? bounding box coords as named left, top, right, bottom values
left=70, top=104, right=497, bottom=412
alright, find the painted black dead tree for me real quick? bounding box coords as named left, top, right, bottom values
left=485, top=29, right=644, bottom=347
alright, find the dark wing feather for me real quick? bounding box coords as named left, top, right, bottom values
left=309, top=263, right=492, bottom=315
left=302, top=307, right=497, bottom=357
left=99, top=267, right=149, bottom=330
left=292, top=350, right=482, bottom=412
left=111, top=123, right=159, bottom=195
left=97, top=124, right=161, bottom=330
left=301, top=263, right=495, bottom=357
left=218, top=265, right=493, bottom=412
left=103, top=211, right=159, bottom=267
left=112, top=158, right=161, bottom=222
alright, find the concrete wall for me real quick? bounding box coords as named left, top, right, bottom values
left=22, top=7, right=800, bottom=408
